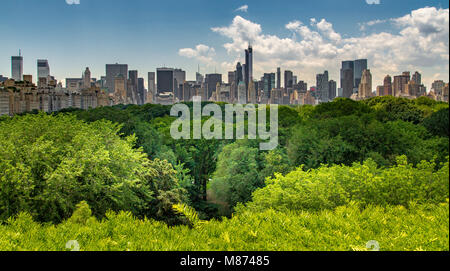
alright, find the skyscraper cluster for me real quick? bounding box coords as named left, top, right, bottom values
left=1, top=47, right=448, bottom=117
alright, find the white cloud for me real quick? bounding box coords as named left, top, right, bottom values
left=366, top=0, right=380, bottom=4
left=181, top=7, right=449, bottom=88
left=65, top=0, right=80, bottom=5
left=359, top=19, right=388, bottom=31
left=178, top=44, right=216, bottom=64
left=235, top=5, right=248, bottom=13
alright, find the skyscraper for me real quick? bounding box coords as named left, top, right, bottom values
left=432, top=80, right=445, bottom=96
left=263, top=73, right=276, bottom=97
left=353, top=59, right=367, bottom=93
left=358, top=69, right=372, bottom=98
left=228, top=71, right=236, bottom=85
left=248, top=80, right=257, bottom=104
left=393, top=73, right=410, bottom=96
left=277, top=67, right=281, bottom=89
left=237, top=81, right=247, bottom=104
left=340, top=61, right=354, bottom=98
left=245, top=45, right=253, bottom=92
left=412, top=71, right=421, bottom=85
left=236, top=62, right=243, bottom=84
left=383, top=75, right=392, bottom=96
left=148, top=72, right=156, bottom=102
left=157, top=68, right=174, bottom=93
left=138, top=77, right=145, bottom=105
left=11, top=55, right=23, bottom=81
left=328, top=80, right=337, bottom=101
left=196, top=72, right=204, bottom=85
left=37, top=59, right=50, bottom=81
left=106, top=64, right=128, bottom=94
left=128, top=70, right=139, bottom=103
left=173, top=68, right=186, bottom=99
left=82, top=67, right=91, bottom=89
left=205, top=73, right=222, bottom=100
left=284, top=70, right=293, bottom=90
left=316, top=71, right=329, bottom=102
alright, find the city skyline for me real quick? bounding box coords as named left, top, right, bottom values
left=0, top=0, right=449, bottom=89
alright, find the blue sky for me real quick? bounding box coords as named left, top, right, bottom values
left=0, top=0, right=448, bottom=88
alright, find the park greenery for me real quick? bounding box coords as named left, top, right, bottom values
left=0, top=96, right=448, bottom=251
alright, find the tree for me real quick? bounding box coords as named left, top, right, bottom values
left=423, top=108, right=449, bottom=137
left=210, top=141, right=262, bottom=213
left=0, top=113, right=154, bottom=223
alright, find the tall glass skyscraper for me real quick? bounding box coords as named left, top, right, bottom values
left=11, top=55, right=23, bottom=81
left=340, top=61, right=354, bottom=98
left=353, top=59, right=368, bottom=93
left=37, top=59, right=50, bottom=80
left=157, top=68, right=174, bottom=94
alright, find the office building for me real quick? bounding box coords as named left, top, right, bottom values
left=328, top=80, right=337, bottom=100
left=263, top=73, right=276, bottom=97
left=147, top=72, right=156, bottom=102
left=157, top=68, right=174, bottom=93
left=11, top=55, right=23, bottom=81
left=205, top=73, right=222, bottom=100
left=277, top=67, right=281, bottom=89
left=353, top=59, right=367, bottom=93
left=138, top=78, right=145, bottom=104
left=106, top=64, right=128, bottom=94
left=340, top=61, right=354, bottom=98
left=284, top=70, right=293, bottom=90
left=37, top=59, right=50, bottom=81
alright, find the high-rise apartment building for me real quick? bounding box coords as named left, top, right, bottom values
left=316, top=71, right=329, bottom=102
left=393, top=73, right=410, bottom=96
left=383, top=75, right=393, bottom=96
left=412, top=71, right=421, bottom=85
left=432, top=80, right=445, bottom=96
left=245, top=45, right=253, bottom=91
left=237, top=81, right=247, bottom=104
left=358, top=69, right=372, bottom=98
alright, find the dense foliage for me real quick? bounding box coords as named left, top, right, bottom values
left=0, top=113, right=187, bottom=224
left=240, top=156, right=449, bottom=213
left=0, top=96, right=448, bottom=251
left=0, top=199, right=447, bottom=251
